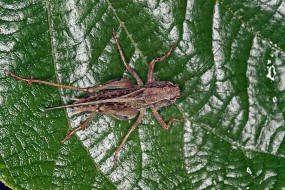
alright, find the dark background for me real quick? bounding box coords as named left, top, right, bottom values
left=0, top=180, right=10, bottom=190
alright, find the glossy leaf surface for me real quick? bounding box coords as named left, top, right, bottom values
left=0, top=0, right=285, bottom=189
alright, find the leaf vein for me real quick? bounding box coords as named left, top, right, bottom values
left=217, top=0, right=285, bottom=54
left=175, top=104, right=285, bottom=159
left=105, top=0, right=148, bottom=65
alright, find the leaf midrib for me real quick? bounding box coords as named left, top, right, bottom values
left=45, top=0, right=116, bottom=188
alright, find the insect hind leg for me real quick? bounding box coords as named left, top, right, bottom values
left=61, top=112, right=97, bottom=143
left=113, top=109, right=145, bottom=165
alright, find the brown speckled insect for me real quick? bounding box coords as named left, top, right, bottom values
left=9, top=29, right=184, bottom=164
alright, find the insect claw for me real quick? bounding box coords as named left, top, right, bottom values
left=60, top=133, right=72, bottom=143
left=60, top=127, right=80, bottom=143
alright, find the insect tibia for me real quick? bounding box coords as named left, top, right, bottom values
left=71, top=106, right=98, bottom=116
left=44, top=104, right=73, bottom=111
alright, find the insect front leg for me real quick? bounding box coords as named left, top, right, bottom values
left=113, top=109, right=145, bottom=165
left=112, top=29, right=143, bottom=86
left=147, top=44, right=175, bottom=83
left=151, top=108, right=184, bottom=130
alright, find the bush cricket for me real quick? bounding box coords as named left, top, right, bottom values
left=9, top=29, right=184, bottom=164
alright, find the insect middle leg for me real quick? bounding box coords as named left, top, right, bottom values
left=151, top=108, right=184, bottom=129
left=112, top=29, right=143, bottom=86
left=113, top=109, right=145, bottom=165
left=147, top=44, right=175, bottom=83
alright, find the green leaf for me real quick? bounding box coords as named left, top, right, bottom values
left=1, top=0, right=285, bottom=189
